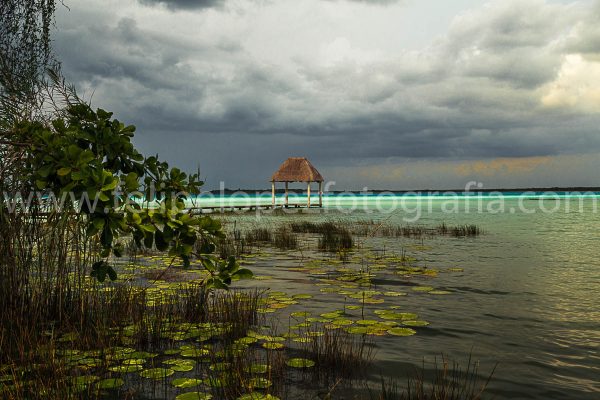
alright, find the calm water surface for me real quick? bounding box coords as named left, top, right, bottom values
left=221, top=196, right=600, bottom=399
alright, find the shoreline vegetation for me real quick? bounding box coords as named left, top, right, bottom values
left=0, top=215, right=492, bottom=399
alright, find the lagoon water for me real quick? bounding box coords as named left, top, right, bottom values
left=215, top=193, right=600, bottom=399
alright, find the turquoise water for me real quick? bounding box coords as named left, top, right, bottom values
left=217, top=195, right=600, bottom=399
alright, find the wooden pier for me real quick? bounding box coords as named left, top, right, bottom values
left=188, top=203, right=324, bottom=214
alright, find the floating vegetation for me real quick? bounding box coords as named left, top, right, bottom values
left=0, top=208, right=488, bottom=400
left=387, top=328, right=417, bottom=336
left=286, top=358, right=316, bottom=368
left=411, top=286, right=435, bottom=292
left=140, top=368, right=175, bottom=379
left=175, top=392, right=213, bottom=400
left=262, top=342, right=284, bottom=350
left=430, top=290, right=453, bottom=295
left=402, top=320, right=430, bottom=327
left=172, top=378, right=203, bottom=388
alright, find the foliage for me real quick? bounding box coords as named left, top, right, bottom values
left=0, top=0, right=58, bottom=126
left=12, top=103, right=252, bottom=288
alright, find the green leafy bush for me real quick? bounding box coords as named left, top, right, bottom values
left=12, top=103, right=251, bottom=288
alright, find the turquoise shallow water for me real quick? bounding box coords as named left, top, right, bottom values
left=215, top=194, right=600, bottom=399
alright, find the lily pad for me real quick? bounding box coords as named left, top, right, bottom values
left=262, top=342, right=284, bottom=350
left=411, top=286, right=434, bottom=292
left=139, top=368, right=175, bottom=379
left=387, top=328, right=417, bottom=337
left=109, top=364, right=143, bottom=373
left=402, top=320, right=430, bottom=327
left=175, top=392, right=213, bottom=400
left=181, top=348, right=210, bottom=358
left=346, top=326, right=368, bottom=334
left=172, top=378, right=203, bottom=388
left=290, top=311, right=311, bottom=318
left=286, top=358, right=315, bottom=368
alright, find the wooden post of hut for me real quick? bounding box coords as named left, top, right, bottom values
left=318, top=181, right=323, bottom=207
left=271, top=157, right=324, bottom=208
left=271, top=181, right=276, bottom=207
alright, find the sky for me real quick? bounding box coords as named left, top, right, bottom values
left=53, top=0, right=600, bottom=190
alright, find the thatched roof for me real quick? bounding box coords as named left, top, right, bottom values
left=271, top=157, right=324, bottom=182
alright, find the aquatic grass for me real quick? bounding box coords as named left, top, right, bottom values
left=376, top=355, right=495, bottom=400
left=271, top=227, right=298, bottom=250
left=352, top=220, right=483, bottom=238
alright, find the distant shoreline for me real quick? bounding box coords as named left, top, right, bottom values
left=206, top=187, right=600, bottom=195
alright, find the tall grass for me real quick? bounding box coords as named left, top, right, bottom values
left=377, top=355, right=495, bottom=400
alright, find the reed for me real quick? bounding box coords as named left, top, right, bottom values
left=377, top=355, right=495, bottom=400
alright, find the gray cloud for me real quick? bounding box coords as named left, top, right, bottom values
left=53, top=0, right=600, bottom=189
left=138, top=0, right=224, bottom=10
left=139, top=0, right=402, bottom=11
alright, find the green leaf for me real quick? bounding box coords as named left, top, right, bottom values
left=154, top=230, right=169, bottom=251
left=233, top=269, right=253, bottom=280
left=107, top=265, right=117, bottom=281
left=101, top=178, right=118, bottom=191
left=101, top=225, right=113, bottom=248
left=57, top=167, right=71, bottom=176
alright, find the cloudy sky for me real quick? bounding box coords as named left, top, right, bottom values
left=54, top=0, right=600, bottom=190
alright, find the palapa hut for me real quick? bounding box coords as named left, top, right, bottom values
left=271, top=157, right=324, bottom=208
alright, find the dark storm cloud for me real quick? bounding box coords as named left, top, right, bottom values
left=138, top=0, right=224, bottom=10
left=53, top=0, right=600, bottom=188
left=139, top=0, right=401, bottom=11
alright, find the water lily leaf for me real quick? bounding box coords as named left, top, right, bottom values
left=262, top=342, right=284, bottom=350
left=346, top=326, right=368, bottom=334
left=109, top=364, right=143, bottom=373
left=383, top=291, right=407, bottom=297
left=411, top=286, right=434, bottom=292
left=402, top=320, right=430, bottom=327
left=331, top=318, right=353, bottom=326
left=181, top=348, right=210, bottom=357
left=139, top=368, right=174, bottom=379
left=122, top=359, right=146, bottom=365
left=378, top=312, right=418, bottom=321
left=320, top=311, right=343, bottom=319
left=172, top=378, right=203, bottom=388
left=286, top=358, right=315, bottom=368
left=171, top=362, right=195, bottom=372
left=356, top=319, right=379, bottom=325
left=387, top=328, right=417, bottom=336
left=290, top=311, right=311, bottom=318
left=175, top=392, right=213, bottom=400
left=236, top=337, right=258, bottom=345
